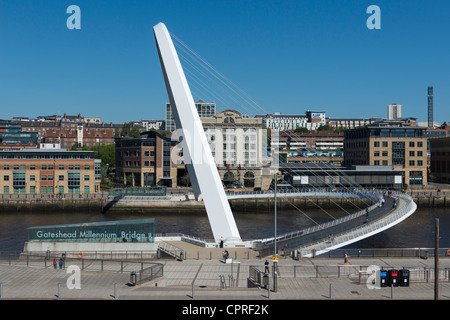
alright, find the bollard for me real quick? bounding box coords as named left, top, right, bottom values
left=192, top=283, right=195, bottom=299
left=114, top=283, right=117, bottom=299
left=267, top=283, right=270, bottom=299
left=57, top=283, right=61, bottom=298
left=329, top=283, right=332, bottom=299
left=0, top=283, right=2, bottom=298
left=391, top=283, right=394, bottom=299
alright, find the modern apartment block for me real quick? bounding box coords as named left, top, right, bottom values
left=115, top=130, right=179, bottom=187
left=276, top=130, right=344, bottom=152
left=255, top=111, right=326, bottom=131
left=387, top=104, right=402, bottom=120
left=343, top=121, right=428, bottom=187
left=0, top=149, right=101, bottom=195
left=165, top=100, right=216, bottom=132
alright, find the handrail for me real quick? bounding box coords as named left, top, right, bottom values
left=295, top=193, right=416, bottom=257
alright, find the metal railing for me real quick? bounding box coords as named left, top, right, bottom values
left=0, top=253, right=163, bottom=278
left=295, top=193, right=416, bottom=257
left=250, top=264, right=450, bottom=285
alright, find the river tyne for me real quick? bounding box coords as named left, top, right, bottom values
left=0, top=206, right=449, bottom=254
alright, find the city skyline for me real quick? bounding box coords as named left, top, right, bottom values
left=1, top=1, right=449, bottom=124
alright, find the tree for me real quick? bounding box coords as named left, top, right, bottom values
left=317, top=124, right=334, bottom=131
left=294, top=127, right=309, bottom=133
left=90, top=144, right=115, bottom=167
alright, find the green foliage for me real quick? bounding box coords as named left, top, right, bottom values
left=294, top=127, right=309, bottom=133
left=90, top=144, right=115, bottom=167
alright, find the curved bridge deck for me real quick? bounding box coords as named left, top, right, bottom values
left=252, top=192, right=416, bottom=258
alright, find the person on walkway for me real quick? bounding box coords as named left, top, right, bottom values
left=344, top=252, right=350, bottom=264
left=219, top=236, right=224, bottom=248
left=52, top=259, right=57, bottom=269
left=58, top=258, right=64, bottom=270
left=264, top=260, right=270, bottom=274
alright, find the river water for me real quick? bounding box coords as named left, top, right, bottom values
left=0, top=207, right=448, bottom=253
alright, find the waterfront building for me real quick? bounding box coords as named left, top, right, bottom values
left=201, top=109, right=271, bottom=189
left=282, top=163, right=404, bottom=190
left=343, top=121, right=428, bottom=187
left=0, top=149, right=101, bottom=195
left=165, top=100, right=216, bottom=132
left=429, top=136, right=450, bottom=183
left=115, top=130, right=179, bottom=188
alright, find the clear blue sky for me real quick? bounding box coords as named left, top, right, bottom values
left=1, top=0, right=449, bottom=124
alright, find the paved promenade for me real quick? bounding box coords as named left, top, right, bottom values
left=1, top=255, right=450, bottom=300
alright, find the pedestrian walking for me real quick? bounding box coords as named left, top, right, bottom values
left=58, top=258, right=64, bottom=270
left=52, top=259, right=57, bottom=269
left=344, top=252, right=350, bottom=264
left=264, top=260, right=270, bottom=274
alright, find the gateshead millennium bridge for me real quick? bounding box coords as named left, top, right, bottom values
left=151, top=22, right=417, bottom=258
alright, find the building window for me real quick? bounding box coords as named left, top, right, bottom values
left=4, top=165, right=9, bottom=170
left=409, top=151, right=415, bottom=157
left=84, top=165, right=90, bottom=170
left=3, top=175, right=9, bottom=181
left=30, top=186, right=35, bottom=194
left=84, top=175, right=90, bottom=181
left=30, top=175, right=35, bottom=181
left=59, top=165, right=65, bottom=170
left=374, top=141, right=380, bottom=147
left=382, top=141, right=388, bottom=147
left=59, top=175, right=64, bottom=181
left=382, top=151, right=388, bottom=157
left=41, top=165, right=47, bottom=170
left=30, top=165, right=35, bottom=170
left=409, top=160, right=415, bottom=166
left=41, top=186, right=47, bottom=194
left=59, top=186, right=64, bottom=194
left=41, top=175, right=47, bottom=181
left=4, top=186, right=9, bottom=194
left=409, top=141, right=415, bottom=147
left=84, top=186, right=90, bottom=194
left=374, top=151, right=380, bottom=157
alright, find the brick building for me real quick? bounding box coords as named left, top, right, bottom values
left=115, top=131, right=179, bottom=187
left=0, top=149, right=101, bottom=194
left=17, top=114, right=122, bottom=149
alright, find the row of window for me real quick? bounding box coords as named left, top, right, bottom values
left=3, top=173, right=90, bottom=181
left=2, top=164, right=91, bottom=170
left=374, top=141, right=424, bottom=148
left=373, top=160, right=423, bottom=166
left=373, top=151, right=424, bottom=157
left=3, top=185, right=90, bottom=194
